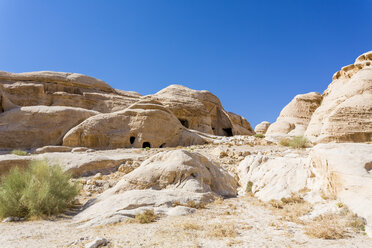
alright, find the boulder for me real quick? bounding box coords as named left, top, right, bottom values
left=305, top=51, right=372, bottom=143
left=309, top=143, right=372, bottom=236
left=266, top=92, right=322, bottom=137
left=254, top=121, right=270, bottom=134
left=75, top=150, right=237, bottom=226
left=147, top=85, right=252, bottom=136
left=0, top=106, right=98, bottom=149
left=63, top=100, right=206, bottom=149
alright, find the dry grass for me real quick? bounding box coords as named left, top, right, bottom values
left=11, top=149, right=28, bottom=156
left=206, top=223, right=238, bottom=239
left=268, top=193, right=312, bottom=224
left=304, top=213, right=350, bottom=239
left=135, top=210, right=157, bottom=224
left=177, top=221, right=203, bottom=231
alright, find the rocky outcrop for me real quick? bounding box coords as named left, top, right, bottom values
left=63, top=100, right=206, bottom=149
left=305, top=51, right=372, bottom=143
left=266, top=92, right=322, bottom=137
left=0, top=71, right=141, bottom=113
left=0, top=71, right=253, bottom=150
left=309, top=143, right=372, bottom=236
left=254, top=121, right=270, bottom=134
left=75, top=150, right=237, bottom=226
left=147, top=85, right=252, bottom=136
left=0, top=106, right=98, bottom=149
left=228, top=112, right=255, bottom=135
left=237, top=152, right=310, bottom=201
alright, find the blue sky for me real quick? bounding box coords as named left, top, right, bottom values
left=0, top=0, right=371, bottom=127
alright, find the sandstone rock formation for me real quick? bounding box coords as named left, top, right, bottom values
left=75, top=150, right=237, bottom=226
left=237, top=152, right=310, bottom=201
left=63, top=100, right=206, bottom=149
left=266, top=92, right=322, bottom=137
left=254, top=121, right=270, bottom=134
left=0, top=71, right=141, bottom=113
left=305, top=51, right=372, bottom=143
left=147, top=85, right=254, bottom=136
left=309, top=143, right=372, bottom=236
left=0, top=106, right=98, bottom=149
left=0, top=149, right=145, bottom=177
left=0, top=71, right=254, bottom=150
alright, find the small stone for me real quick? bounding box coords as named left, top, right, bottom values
left=85, top=237, right=108, bottom=248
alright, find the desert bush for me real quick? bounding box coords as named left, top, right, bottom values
left=280, top=136, right=309, bottom=149
left=0, top=160, right=79, bottom=219
left=11, top=150, right=28, bottom=156
left=135, top=209, right=157, bottom=224
left=254, top=133, right=265, bottom=138
left=246, top=181, right=253, bottom=194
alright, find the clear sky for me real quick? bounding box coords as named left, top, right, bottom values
left=0, top=0, right=371, bottom=127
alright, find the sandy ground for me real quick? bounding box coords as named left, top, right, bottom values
left=1, top=196, right=371, bottom=248
left=1, top=141, right=371, bottom=247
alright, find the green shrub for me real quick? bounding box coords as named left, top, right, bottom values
left=0, top=160, right=79, bottom=219
left=254, top=133, right=265, bottom=138
left=11, top=150, right=28, bottom=156
left=280, top=136, right=309, bottom=149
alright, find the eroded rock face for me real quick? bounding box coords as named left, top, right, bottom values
left=63, top=100, right=206, bottom=149
left=305, top=51, right=372, bottom=143
left=0, top=106, right=98, bottom=149
left=147, top=85, right=253, bottom=136
left=0, top=71, right=141, bottom=113
left=309, top=143, right=372, bottom=235
left=237, top=152, right=310, bottom=201
left=228, top=112, right=255, bottom=135
left=254, top=121, right=270, bottom=134
left=75, top=150, right=237, bottom=226
left=266, top=92, right=322, bottom=137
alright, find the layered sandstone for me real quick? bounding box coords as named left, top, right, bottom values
left=266, top=92, right=322, bottom=137
left=305, top=51, right=372, bottom=143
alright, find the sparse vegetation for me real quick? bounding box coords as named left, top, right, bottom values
left=304, top=213, right=350, bottom=239
left=0, top=160, right=79, bottom=219
left=186, top=200, right=206, bottom=209
left=135, top=209, right=157, bottom=224
left=11, top=149, right=28, bottom=156
left=207, top=223, right=238, bottom=238
left=280, top=136, right=309, bottom=149
left=254, top=133, right=265, bottom=138
left=246, top=181, right=253, bottom=194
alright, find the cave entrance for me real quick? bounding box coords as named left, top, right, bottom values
left=178, top=118, right=189, bottom=128
left=142, top=142, right=151, bottom=148
left=223, top=128, right=233, bottom=137
left=130, top=136, right=135, bottom=144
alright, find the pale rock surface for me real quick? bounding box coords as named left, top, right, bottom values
left=0, top=150, right=145, bottom=177
left=147, top=85, right=253, bottom=136
left=266, top=92, right=322, bottom=138
left=63, top=99, right=206, bottom=149
left=237, top=152, right=310, bottom=201
left=0, top=106, right=98, bottom=149
left=75, top=150, right=237, bottom=226
left=309, top=143, right=372, bottom=236
left=254, top=121, right=270, bottom=134
left=34, top=146, right=73, bottom=154
left=305, top=51, right=372, bottom=143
